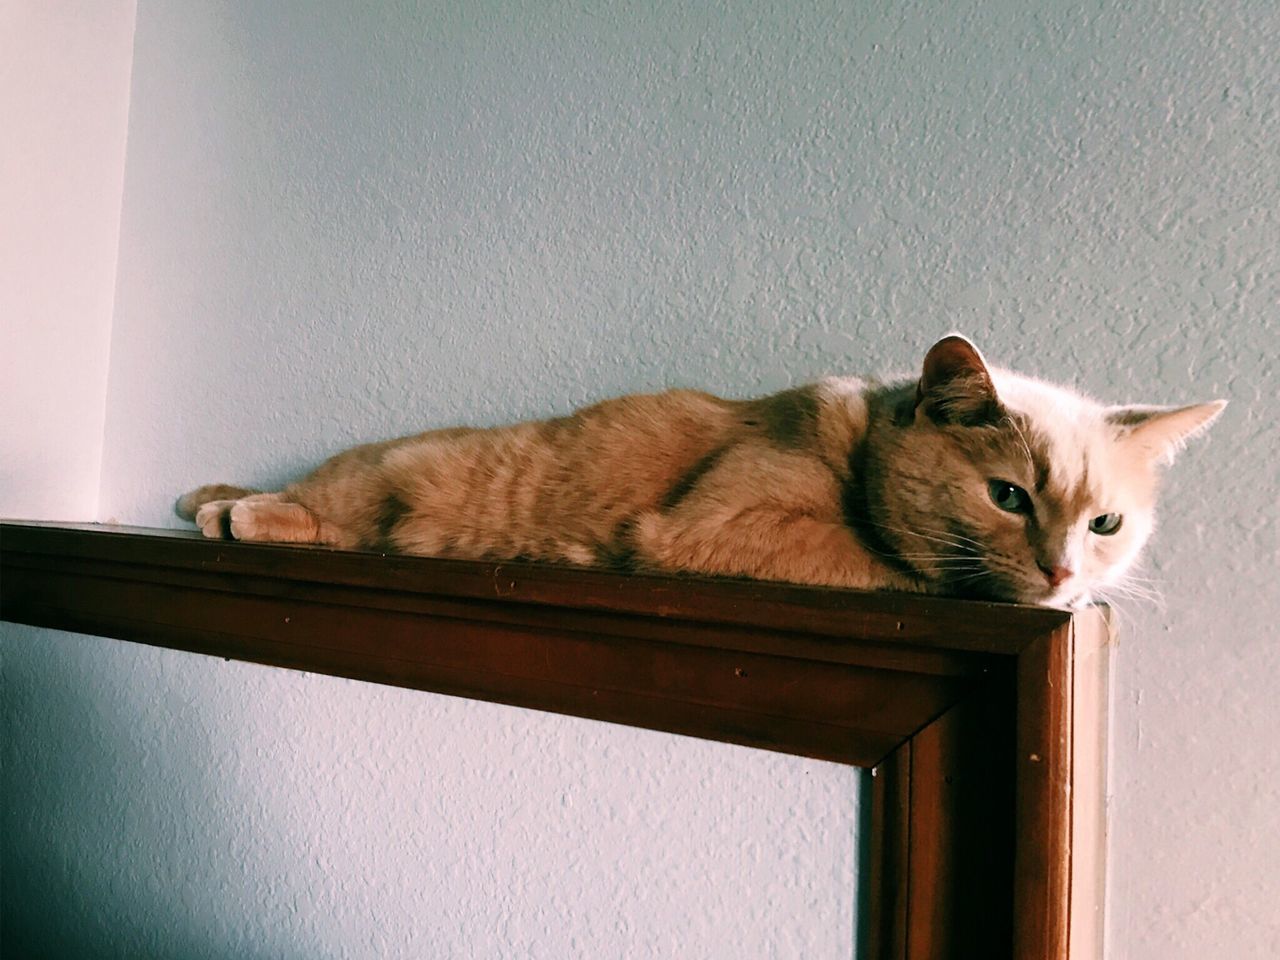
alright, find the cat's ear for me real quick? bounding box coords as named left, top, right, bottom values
left=1106, top=400, right=1227, bottom=465
left=915, top=335, right=1002, bottom=425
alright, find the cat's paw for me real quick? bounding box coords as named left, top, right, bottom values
left=176, top=484, right=257, bottom=521
left=228, top=501, right=265, bottom=541
left=194, top=500, right=236, bottom=538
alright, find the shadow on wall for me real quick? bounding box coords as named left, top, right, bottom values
left=1, top=625, right=280, bottom=960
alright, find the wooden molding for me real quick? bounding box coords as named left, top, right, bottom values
left=0, top=521, right=1111, bottom=959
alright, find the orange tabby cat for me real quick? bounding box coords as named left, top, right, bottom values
left=177, top=336, right=1223, bottom=607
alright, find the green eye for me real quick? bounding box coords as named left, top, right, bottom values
left=988, top=479, right=1031, bottom=514
left=1089, top=513, right=1123, bottom=535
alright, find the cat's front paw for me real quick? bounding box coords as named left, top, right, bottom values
left=194, top=500, right=236, bottom=539
left=228, top=501, right=267, bottom=541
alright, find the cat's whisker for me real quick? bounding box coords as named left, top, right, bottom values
left=888, top=530, right=975, bottom=551
left=1112, top=574, right=1163, bottom=587
left=905, top=563, right=989, bottom=569
left=1093, top=578, right=1166, bottom=618
left=909, top=524, right=984, bottom=546
left=1105, top=582, right=1160, bottom=594
left=1105, top=574, right=1164, bottom=599
left=1002, top=413, right=1037, bottom=475
left=945, top=568, right=1000, bottom=585
left=1092, top=591, right=1138, bottom=629
left=883, top=551, right=989, bottom=565
left=861, top=519, right=983, bottom=553
left=1112, top=584, right=1162, bottom=601
left=857, top=516, right=959, bottom=543
left=1098, top=583, right=1166, bottom=612
left=890, top=553, right=986, bottom=563
left=908, top=525, right=985, bottom=548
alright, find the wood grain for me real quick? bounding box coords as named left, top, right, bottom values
left=864, top=742, right=910, bottom=960
left=1, top=521, right=1071, bottom=651
left=1012, top=623, right=1075, bottom=958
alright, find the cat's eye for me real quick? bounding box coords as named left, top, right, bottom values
left=987, top=479, right=1031, bottom=514
left=1089, top=513, right=1123, bottom=535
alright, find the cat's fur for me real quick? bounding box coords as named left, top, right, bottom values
left=177, top=336, right=1224, bottom=607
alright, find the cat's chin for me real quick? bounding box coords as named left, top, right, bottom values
left=967, top=579, right=1091, bottom=608
left=940, top=576, right=1026, bottom=606
left=1025, top=588, right=1093, bottom=610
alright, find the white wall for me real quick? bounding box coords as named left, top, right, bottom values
left=0, top=0, right=135, bottom=519
left=3, top=2, right=1278, bottom=958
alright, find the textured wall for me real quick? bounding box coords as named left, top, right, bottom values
left=3, top=623, right=855, bottom=958
left=0, top=0, right=135, bottom=519
left=5, top=0, right=1278, bottom=957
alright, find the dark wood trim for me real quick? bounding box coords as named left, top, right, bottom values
left=909, top=688, right=1016, bottom=957
left=1013, top=624, right=1075, bottom=958
left=0, top=521, right=1071, bottom=652
left=0, top=521, right=1111, bottom=959
left=864, top=743, right=910, bottom=960
left=0, top=521, right=1003, bottom=767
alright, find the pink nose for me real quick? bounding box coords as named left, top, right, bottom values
left=1038, top=563, right=1074, bottom=588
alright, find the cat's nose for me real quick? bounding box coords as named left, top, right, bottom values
left=1038, top=562, right=1075, bottom=588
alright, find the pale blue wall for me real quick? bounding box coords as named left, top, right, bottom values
left=5, top=1, right=1278, bottom=958
left=4, top=624, right=858, bottom=958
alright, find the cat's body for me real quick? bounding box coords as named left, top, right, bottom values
left=178, top=337, right=1224, bottom=607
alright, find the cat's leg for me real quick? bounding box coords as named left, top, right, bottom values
left=191, top=492, right=343, bottom=545
left=193, top=492, right=283, bottom=539
left=193, top=499, right=238, bottom=538
left=176, top=484, right=261, bottom=521
left=223, top=497, right=346, bottom=545
left=631, top=446, right=918, bottom=592
left=633, top=506, right=903, bottom=589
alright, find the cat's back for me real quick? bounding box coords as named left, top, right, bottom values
left=547, top=379, right=873, bottom=494
left=377, top=382, right=870, bottom=559
left=367, top=388, right=742, bottom=553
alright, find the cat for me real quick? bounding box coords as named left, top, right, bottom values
left=176, top=335, right=1224, bottom=608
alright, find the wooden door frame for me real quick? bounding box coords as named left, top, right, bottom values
left=863, top=617, right=1109, bottom=958
left=1, top=521, right=1110, bottom=958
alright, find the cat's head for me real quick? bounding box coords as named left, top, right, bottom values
left=871, top=335, right=1225, bottom=607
